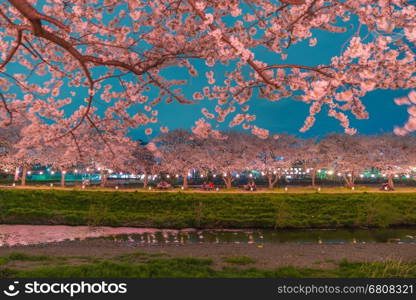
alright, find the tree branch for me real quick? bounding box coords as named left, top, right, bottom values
left=0, top=29, right=23, bottom=70
left=262, top=64, right=334, bottom=78
left=0, top=93, right=13, bottom=125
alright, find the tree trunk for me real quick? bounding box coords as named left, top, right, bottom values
left=267, top=173, right=279, bottom=189
left=21, top=166, right=27, bottom=186
left=311, top=169, right=316, bottom=187
left=343, top=173, right=355, bottom=188
left=267, top=174, right=273, bottom=189
left=350, top=171, right=355, bottom=188
left=61, top=171, right=65, bottom=187
left=143, top=171, right=148, bottom=188
left=100, top=169, right=107, bottom=187
left=182, top=173, right=188, bottom=188
left=222, top=172, right=233, bottom=189
left=14, top=167, right=19, bottom=182
left=388, top=174, right=394, bottom=188
left=343, top=176, right=350, bottom=188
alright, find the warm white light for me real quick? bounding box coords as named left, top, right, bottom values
left=86, top=168, right=90, bottom=172
left=62, top=171, right=66, bottom=174
left=109, top=169, right=113, bottom=174
left=115, top=186, right=119, bottom=190
left=39, top=171, right=43, bottom=175
left=249, top=174, right=253, bottom=177
left=223, top=173, right=227, bottom=177
left=175, top=174, right=179, bottom=178
left=167, top=174, right=170, bottom=178
left=27, top=171, right=31, bottom=175
left=74, top=169, right=78, bottom=173
left=360, top=174, right=364, bottom=178
left=394, top=174, right=399, bottom=178
left=213, top=174, right=217, bottom=178
left=261, top=172, right=265, bottom=176
left=371, top=174, right=375, bottom=178
left=200, top=174, right=204, bottom=178
left=337, top=172, right=342, bottom=176
left=348, top=173, right=352, bottom=177
left=327, top=170, right=334, bottom=175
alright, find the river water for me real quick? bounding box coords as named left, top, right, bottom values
left=0, top=225, right=415, bottom=247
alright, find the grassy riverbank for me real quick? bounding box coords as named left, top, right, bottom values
left=0, top=189, right=415, bottom=228
left=0, top=252, right=415, bottom=278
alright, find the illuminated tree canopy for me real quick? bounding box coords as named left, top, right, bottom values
left=0, top=0, right=415, bottom=153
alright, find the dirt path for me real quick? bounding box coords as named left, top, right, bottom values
left=3, top=185, right=416, bottom=193
left=0, top=240, right=415, bottom=269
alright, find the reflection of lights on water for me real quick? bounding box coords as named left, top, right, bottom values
left=0, top=226, right=414, bottom=247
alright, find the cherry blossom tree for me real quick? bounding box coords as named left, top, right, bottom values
left=0, top=124, right=26, bottom=183
left=0, top=0, right=415, bottom=144
left=0, top=123, right=49, bottom=185
left=394, top=91, right=416, bottom=135
left=14, top=116, right=137, bottom=186
left=201, top=131, right=257, bottom=188
left=151, top=129, right=204, bottom=188
left=365, top=134, right=416, bottom=188
left=251, top=134, right=301, bottom=189
left=318, top=133, right=369, bottom=188
left=82, top=129, right=136, bottom=187
left=128, top=142, right=158, bottom=188
left=298, top=138, right=323, bottom=187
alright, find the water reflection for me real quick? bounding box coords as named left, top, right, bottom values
left=0, top=225, right=415, bottom=247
